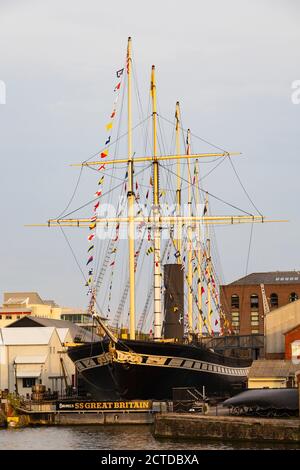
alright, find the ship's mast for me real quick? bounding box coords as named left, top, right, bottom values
left=151, top=65, right=162, bottom=341
left=175, top=101, right=182, bottom=263
left=127, top=37, right=136, bottom=340
left=205, top=192, right=212, bottom=334
left=186, top=129, right=193, bottom=340
left=194, top=159, right=203, bottom=337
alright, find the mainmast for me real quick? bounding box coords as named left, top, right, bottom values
left=175, top=101, right=182, bottom=263
left=186, top=129, right=193, bottom=340
left=127, top=37, right=136, bottom=340
left=151, top=65, right=162, bottom=341
left=205, top=192, right=212, bottom=334
left=194, top=159, right=203, bottom=337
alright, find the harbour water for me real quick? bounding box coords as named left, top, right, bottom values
left=0, top=426, right=298, bottom=450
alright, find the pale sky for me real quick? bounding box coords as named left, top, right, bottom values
left=0, top=0, right=299, bottom=316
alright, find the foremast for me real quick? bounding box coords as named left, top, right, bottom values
left=151, top=65, right=162, bottom=341
left=127, top=37, right=136, bottom=340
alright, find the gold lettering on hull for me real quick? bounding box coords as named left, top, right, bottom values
left=73, top=401, right=151, bottom=410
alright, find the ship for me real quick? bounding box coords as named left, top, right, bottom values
left=30, top=37, right=283, bottom=400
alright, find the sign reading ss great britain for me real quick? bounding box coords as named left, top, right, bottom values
left=56, top=401, right=151, bottom=411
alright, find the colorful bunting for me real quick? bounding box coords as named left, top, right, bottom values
left=86, top=256, right=93, bottom=265
left=116, top=68, right=124, bottom=78
left=106, top=122, right=113, bottom=131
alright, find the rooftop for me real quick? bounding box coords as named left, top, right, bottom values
left=7, top=316, right=95, bottom=343
left=0, top=327, right=56, bottom=345
left=227, top=271, right=300, bottom=286
left=248, top=359, right=299, bottom=378
left=3, top=292, right=45, bottom=305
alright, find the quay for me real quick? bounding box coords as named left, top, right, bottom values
left=154, top=413, right=300, bottom=443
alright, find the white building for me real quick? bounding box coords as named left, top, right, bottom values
left=0, top=327, right=75, bottom=397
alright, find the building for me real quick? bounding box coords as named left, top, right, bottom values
left=0, top=327, right=75, bottom=396
left=220, top=271, right=300, bottom=336
left=284, top=325, right=300, bottom=363
left=0, top=292, right=90, bottom=329
left=265, top=299, right=300, bottom=359
left=248, top=359, right=299, bottom=389
left=7, top=316, right=95, bottom=344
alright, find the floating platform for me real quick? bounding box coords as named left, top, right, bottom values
left=13, top=400, right=170, bottom=426
left=154, top=413, right=300, bottom=443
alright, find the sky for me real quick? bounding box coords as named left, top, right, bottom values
left=0, top=0, right=299, bottom=314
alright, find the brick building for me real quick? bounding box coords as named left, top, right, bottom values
left=220, top=271, right=300, bottom=335
left=284, top=325, right=300, bottom=362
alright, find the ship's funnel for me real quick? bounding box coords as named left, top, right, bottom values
left=163, top=264, right=184, bottom=341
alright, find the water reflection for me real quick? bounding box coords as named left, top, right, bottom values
left=0, top=425, right=298, bottom=450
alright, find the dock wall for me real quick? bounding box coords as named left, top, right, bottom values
left=154, top=413, right=300, bottom=443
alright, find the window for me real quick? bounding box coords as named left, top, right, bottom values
left=231, top=294, right=239, bottom=309
left=231, top=311, right=240, bottom=333
left=22, top=378, right=36, bottom=388
left=289, top=292, right=298, bottom=303
left=251, top=312, right=259, bottom=327
left=0, top=315, right=2, bottom=319
left=5, top=315, right=12, bottom=320
left=250, top=294, right=259, bottom=310
left=270, top=293, right=278, bottom=308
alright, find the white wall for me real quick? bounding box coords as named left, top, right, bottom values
left=0, top=329, right=75, bottom=396
left=266, top=300, right=300, bottom=354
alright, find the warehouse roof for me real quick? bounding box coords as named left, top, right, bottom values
left=227, top=271, right=300, bottom=286
left=7, top=316, right=95, bottom=343
left=248, top=360, right=299, bottom=378
left=0, top=327, right=56, bottom=345
left=3, top=292, right=45, bottom=305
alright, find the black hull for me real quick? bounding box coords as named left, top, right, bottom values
left=68, top=339, right=252, bottom=400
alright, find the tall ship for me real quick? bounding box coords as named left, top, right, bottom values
left=30, top=38, right=283, bottom=400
